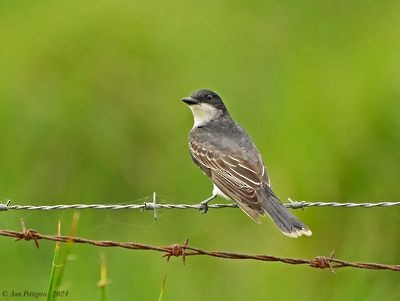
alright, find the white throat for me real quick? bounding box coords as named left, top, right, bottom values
left=189, top=103, right=222, bottom=128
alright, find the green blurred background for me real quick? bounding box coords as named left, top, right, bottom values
left=1, top=0, right=400, bottom=300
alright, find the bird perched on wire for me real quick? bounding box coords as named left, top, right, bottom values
left=182, top=89, right=311, bottom=238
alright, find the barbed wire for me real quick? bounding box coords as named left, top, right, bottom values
left=0, top=226, right=399, bottom=272
left=1, top=194, right=400, bottom=213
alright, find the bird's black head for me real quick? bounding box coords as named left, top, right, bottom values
left=182, top=89, right=227, bottom=112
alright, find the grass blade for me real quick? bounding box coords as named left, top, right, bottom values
left=97, top=253, right=109, bottom=301
left=53, top=212, right=80, bottom=290
left=46, top=221, right=61, bottom=301
left=158, top=274, right=167, bottom=301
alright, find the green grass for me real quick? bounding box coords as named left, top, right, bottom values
left=158, top=274, right=167, bottom=301
left=53, top=213, right=80, bottom=292
left=97, top=253, right=109, bottom=301
left=46, top=222, right=62, bottom=301
left=45, top=214, right=79, bottom=301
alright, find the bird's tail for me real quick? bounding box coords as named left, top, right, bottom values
left=261, top=186, right=312, bottom=238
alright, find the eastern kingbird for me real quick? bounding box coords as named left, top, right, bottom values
left=182, top=89, right=312, bottom=238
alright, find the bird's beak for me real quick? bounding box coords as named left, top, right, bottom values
left=181, top=96, right=198, bottom=105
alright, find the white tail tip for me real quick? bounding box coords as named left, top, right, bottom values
left=283, top=228, right=312, bottom=238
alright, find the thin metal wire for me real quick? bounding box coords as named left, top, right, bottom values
left=1, top=227, right=399, bottom=272
left=0, top=198, right=399, bottom=212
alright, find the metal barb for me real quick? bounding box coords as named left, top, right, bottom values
left=17, top=218, right=39, bottom=248
left=162, top=239, right=189, bottom=265
left=152, top=192, right=157, bottom=220
left=287, top=198, right=306, bottom=210
left=0, top=200, right=11, bottom=211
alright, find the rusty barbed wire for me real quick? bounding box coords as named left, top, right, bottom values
left=0, top=227, right=399, bottom=272
left=0, top=194, right=400, bottom=213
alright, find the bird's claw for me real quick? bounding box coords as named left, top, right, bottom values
left=198, top=202, right=209, bottom=214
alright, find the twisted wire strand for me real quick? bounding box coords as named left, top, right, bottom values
left=0, top=228, right=399, bottom=272
left=1, top=200, right=400, bottom=212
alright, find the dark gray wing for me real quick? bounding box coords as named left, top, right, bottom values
left=189, top=138, right=268, bottom=222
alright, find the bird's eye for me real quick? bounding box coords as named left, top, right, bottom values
left=206, top=94, right=213, bottom=100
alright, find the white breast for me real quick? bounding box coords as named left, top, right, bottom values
left=189, top=103, right=222, bottom=128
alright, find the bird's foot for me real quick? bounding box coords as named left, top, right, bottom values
left=198, top=201, right=209, bottom=214
left=197, top=194, right=217, bottom=214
